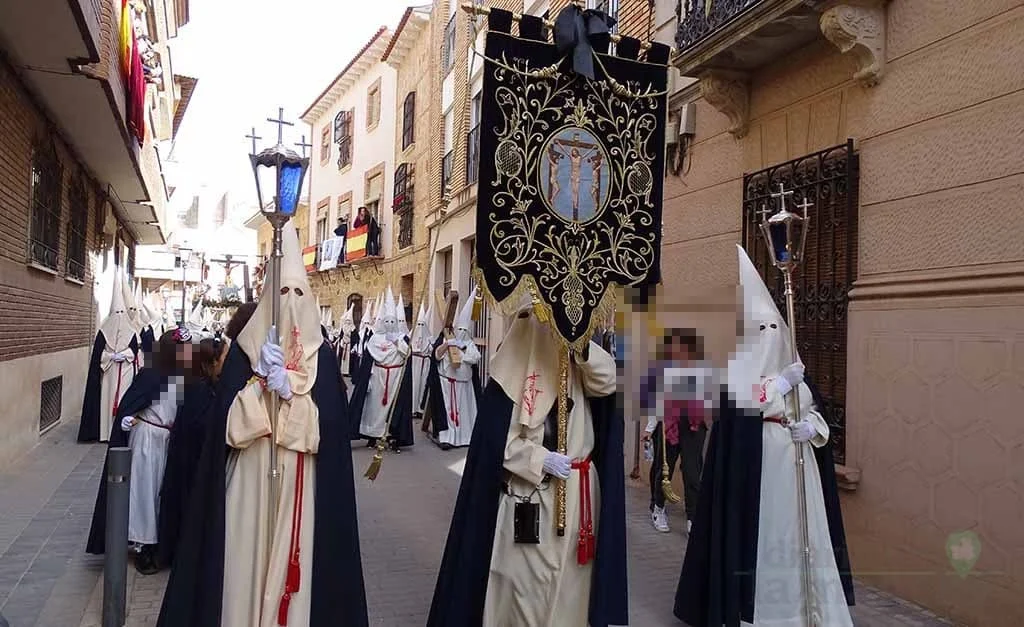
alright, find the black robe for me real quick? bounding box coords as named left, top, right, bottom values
left=673, top=382, right=854, bottom=626
left=426, top=376, right=628, bottom=627
left=140, top=326, right=155, bottom=354
left=348, top=333, right=414, bottom=447
left=85, top=367, right=165, bottom=554
left=156, top=342, right=367, bottom=627
left=423, top=333, right=482, bottom=440
left=156, top=378, right=216, bottom=568
left=78, top=332, right=140, bottom=443
left=347, top=330, right=362, bottom=377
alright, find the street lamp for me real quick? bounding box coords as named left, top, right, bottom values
left=248, top=107, right=310, bottom=536
left=756, top=182, right=817, bottom=626
left=177, top=246, right=192, bottom=326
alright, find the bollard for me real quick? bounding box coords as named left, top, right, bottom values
left=103, top=447, right=131, bottom=627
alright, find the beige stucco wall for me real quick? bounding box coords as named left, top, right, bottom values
left=0, top=346, right=90, bottom=469
left=666, top=2, right=1024, bottom=624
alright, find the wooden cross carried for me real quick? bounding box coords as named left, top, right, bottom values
left=441, top=290, right=462, bottom=367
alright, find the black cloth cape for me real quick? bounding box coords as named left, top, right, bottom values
left=85, top=367, right=165, bottom=554
left=422, top=333, right=482, bottom=439
left=140, top=326, right=155, bottom=354
left=673, top=382, right=854, bottom=626
left=156, top=342, right=368, bottom=627
left=347, top=330, right=362, bottom=377
left=78, top=332, right=139, bottom=443
left=348, top=334, right=414, bottom=447
left=156, top=378, right=216, bottom=568
left=426, top=374, right=628, bottom=627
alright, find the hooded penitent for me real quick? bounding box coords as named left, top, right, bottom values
left=78, top=267, right=140, bottom=443
left=411, top=300, right=431, bottom=415
left=338, top=304, right=356, bottom=376
left=426, top=292, right=626, bottom=627
left=353, top=285, right=411, bottom=443
left=187, top=301, right=205, bottom=334
left=156, top=221, right=368, bottom=627
left=673, top=245, right=854, bottom=627
left=424, top=285, right=482, bottom=449
left=395, top=293, right=409, bottom=337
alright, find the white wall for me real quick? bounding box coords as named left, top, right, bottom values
left=307, top=61, right=398, bottom=255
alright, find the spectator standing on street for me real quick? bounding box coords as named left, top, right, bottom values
left=640, top=329, right=712, bottom=534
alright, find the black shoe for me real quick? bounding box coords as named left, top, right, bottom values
left=135, top=547, right=161, bottom=575
left=366, top=438, right=377, bottom=448
left=439, top=442, right=452, bottom=451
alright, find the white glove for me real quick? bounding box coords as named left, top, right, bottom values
left=265, top=364, right=293, bottom=400
left=774, top=362, right=805, bottom=397
left=120, top=416, right=134, bottom=432
left=111, top=351, right=127, bottom=363
left=790, top=420, right=816, bottom=443
left=543, top=451, right=572, bottom=480
left=255, top=328, right=284, bottom=377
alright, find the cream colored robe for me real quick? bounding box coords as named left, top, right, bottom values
left=359, top=335, right=410, bottom=439
left=435, top=342, right=481, bottom=448
left=483, top=347, right=617, bottom=627
left=126, top=376, right=181, bottom=545
left=222, top=377, right=320, bottom=627
left=750, top=376, right=853, bottom=627
left=98, top=338, right=136, bottom=443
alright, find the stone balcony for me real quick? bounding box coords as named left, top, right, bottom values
left=673, top=0, right=891, bottom=138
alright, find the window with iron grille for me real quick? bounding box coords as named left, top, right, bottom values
left=29, top=140, right=63, bottom=270
left=741, top=140, right=859, bottom=464
left=443, top=16, right=456, bottom=74
left=466, top=125, right=481, bottom=185
left=441, top=150, right=453, bottom=196
left=66, top=175, right=89, bottom=282
left=394, top=162, right=415, bottom=250
left=402, top=92, right=416, bottom=150
left=336, top=109, right=354, bottom=169
left=39, top=376, right=62, bottom=431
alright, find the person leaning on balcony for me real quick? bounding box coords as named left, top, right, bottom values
left=334, top=218, right=348, bottom=262
left=353, top=206, right=381, bottom=257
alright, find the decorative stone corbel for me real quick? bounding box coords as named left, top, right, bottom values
left=698, top=71, right=749, bottom=139
left=820, top=3, right=887, bottom=87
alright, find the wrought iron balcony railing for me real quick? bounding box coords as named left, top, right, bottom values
left=676, top=0, right=764, bottom=52
left=441, top=150, right=454, bottom=196
left=466, top=125, right=481, bottom=185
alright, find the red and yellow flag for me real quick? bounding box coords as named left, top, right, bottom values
left=119, top=0, right=132, bottom=80
left=302, top=245, right=318, bottom=273
left=346, top=224, right=368, bottom=263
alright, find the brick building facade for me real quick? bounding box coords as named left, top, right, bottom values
left=0, top=0, right=183, bottom=465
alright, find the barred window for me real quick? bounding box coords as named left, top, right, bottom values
left=28, top=140, right=63, bottom=270
left=336, top=109, right=354, bottom=169
left=401, top=92, right=416, bottom=150
left=66, top=175, right=89, bottom=282
left=442, top=16, right=456, bottom=74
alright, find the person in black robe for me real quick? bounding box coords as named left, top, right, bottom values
left=86, top=329, right=183, bottom=573
left=140, top=324, right=156, bottom=355
left=155, top=337, right=222, bottom=569
left=426, top=309, right=627, bottom=627
left=156, top=337, right=367, bottom=627
left=673, top=379, right=854, bottom=626
left=421, top=331, right=483, bottom=449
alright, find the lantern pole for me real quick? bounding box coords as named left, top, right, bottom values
left=759, top=183, right=820, bottom=626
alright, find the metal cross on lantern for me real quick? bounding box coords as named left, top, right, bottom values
left=295, top=135, right=313, bottom=159
left=245, top=127, right=263, bottom=157
left=756, top=181, right=819, bottom=626
left=247, top=106, right=309, bottom=543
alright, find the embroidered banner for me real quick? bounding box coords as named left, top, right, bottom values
left=319, top=236, right=344, bottom=271
left=475, top=13, right=668, bottom=351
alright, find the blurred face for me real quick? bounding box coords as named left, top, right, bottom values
left=668, top=339, right=693, bottom=364
left=176, top=343, right=194, bottom=370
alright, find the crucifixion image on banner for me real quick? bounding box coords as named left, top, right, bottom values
left=541, top=128, right=611, bottom=223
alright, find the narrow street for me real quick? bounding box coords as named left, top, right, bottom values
left=0, top=421, right=955, bottom=627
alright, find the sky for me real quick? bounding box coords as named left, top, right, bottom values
left=165, top=0, right=414, bottom=211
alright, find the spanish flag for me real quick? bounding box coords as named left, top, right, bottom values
left=119, top=0, right=132, bottom=80
left=302, top=245, right=318, bottom=273
left=346, top=224, right=368, bottom=263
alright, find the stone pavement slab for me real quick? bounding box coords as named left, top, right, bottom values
left=1, top=420, right=959, bottom=626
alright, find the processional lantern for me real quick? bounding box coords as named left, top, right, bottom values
left=756, top=182, right=821, bottom=626
left=246, top=107, right=309, bottom=539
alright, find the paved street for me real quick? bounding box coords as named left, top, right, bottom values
left=0, top=421, right=955, bottom=627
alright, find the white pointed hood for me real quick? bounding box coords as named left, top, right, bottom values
left=396, top=293, right=408, bottom=336
left=360, top=299, right=374, bottom=336
left=412, top=301, right=429, bottom=349
left=425, top=293, right=440, bottom=338
left=121, top=272, right=140, bottom=333
left=340, top=304, right=355, bottom=334
left=187, top=301, right=205, bottom=333
left=727, top=244, right=798, bottom=410
left=376, top=286, right=397, bottom=334
left=99, top=267, right=135, bottom=351
left=454, top=284, right=477, bottom=341
left=142, top=292, right=160, bottom=329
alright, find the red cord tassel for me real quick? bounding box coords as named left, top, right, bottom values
left=277, top=454, right=305, bottom=626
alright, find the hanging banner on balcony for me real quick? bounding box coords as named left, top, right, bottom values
left=319, top=236, right=344, bottom=271
left=474, top=7, right=670, bottom=352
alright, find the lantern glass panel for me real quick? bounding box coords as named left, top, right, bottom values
left=256, top=163, right=277, bottom=214
left=278, top=162, right=304, bottom=217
